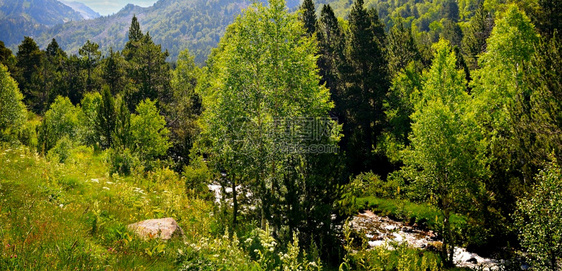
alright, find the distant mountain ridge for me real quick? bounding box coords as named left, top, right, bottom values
left=35, top=0, right=301, bottom=63
left=0, top=0, right=103, bottom=48
left=0, top=0, right=85, bottom=45
left=60, top=0, right=101, bottom=20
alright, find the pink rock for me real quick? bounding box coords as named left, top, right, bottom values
left=127, top=217, right=184, bottom=240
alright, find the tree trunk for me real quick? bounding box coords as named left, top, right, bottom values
left=232, top=175, right=238, bottom=228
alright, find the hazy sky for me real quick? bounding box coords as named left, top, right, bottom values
left=72, top=0, right=159, bottom=16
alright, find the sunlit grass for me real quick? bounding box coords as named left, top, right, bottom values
left=0, top=144, right=213, bottom=270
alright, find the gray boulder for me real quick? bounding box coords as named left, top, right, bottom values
left=127, top=217, right=184, bottom=240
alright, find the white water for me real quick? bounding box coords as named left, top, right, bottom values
left=351, top=211, right=501, bottom=270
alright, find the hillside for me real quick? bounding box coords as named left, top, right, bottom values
left=0, top=0, right=84, bottom=46
left=318, top=0, right=477, bottom=30
left=60, top=0, right=101, bottom=20
left=35, top=0, right=300, bottom=63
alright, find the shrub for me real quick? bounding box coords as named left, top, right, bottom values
left=38, top=96, right=80, bottom=153
left=47, top=136, right=74, bottom=163
left=108, top=147, right=141, bottom=176
left=182, top=156, right=212, bottom=198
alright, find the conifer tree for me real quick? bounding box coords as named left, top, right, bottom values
left=15, top=37, right=45, bottom=113
left=386, top=19, right=421, bottom=76
left=300, top=0, right=317, bottom=35
left=102, top=48, right=127, bottom=95
left=461, top=2, right=493, bottom=69
left=318, top=4, right=346, bottom=120
left=79, top=40, right=101, bottom=93
left=343, top=0, right=390, bottom=174
left=123, top=17, right=171, bottom=110
left=96, top=86, right=116, bottom=149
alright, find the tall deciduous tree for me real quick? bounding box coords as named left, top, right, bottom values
left=470, top=4, right=539, bottom=247
left=130, top=98, right=170, bottom=166
left=0, top=64, right=27, bottom=141
left=515, top=156, right=562, bottom=270
left=167, top=49, right=202, bottom=169
left=197, top=0, right=340, bottom=250
left=403, top=40, right=486, bottom=266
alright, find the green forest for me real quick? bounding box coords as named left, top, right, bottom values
left=1, top=0, right=562, bottom=269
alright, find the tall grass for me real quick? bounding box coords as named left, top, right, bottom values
left=0, top=145, right=213, bottom=270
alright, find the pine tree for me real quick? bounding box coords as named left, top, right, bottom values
left=300, top=0, right=317, bottom=35
left=96, top=86, right=116, bottom=149
left=318, top=4, right=346, bottom=120
left=123, top=17, right=171, bottom=111
left=343, top=0, right=390, bottom=174
left=79, top=40, right=101, bottom=93
left=386, top=19, right=421, bottom=76
left=15, top=37, right=45, bottom=113
left=461, top=2, right=494, bottom=69
left=0, top=41, right=15, bottom=73
left=102, top=48, right=127, bottom=95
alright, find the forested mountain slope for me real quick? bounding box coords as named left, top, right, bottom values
left=60, top=0, right=101, bottom=20
left=0, top=0, right=84, bottom=46
left=36, top=0, right=300, bottom=62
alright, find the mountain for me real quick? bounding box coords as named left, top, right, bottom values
left=35, top=0, right=301, bottom=63
left=60, top=0, right=101, bottom=20
left=0, top=0, right=84, bottom=46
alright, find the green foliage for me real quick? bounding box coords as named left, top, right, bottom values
left=514, top=157, right=562, bottom=270
left=129, top=98, right=171, bottom=166
left=123, top=22, right=171, bottom=110
left=47, top=135, right=74, bottom=163
left=469, top=5, right=540, bottom=247
left=342, top=0, right=390, bottom=174
left=38, top=96, right=80, bottom=153
left=78, top=40, right=102, bottom=93
left=345, top=171, right=403, bottom=199
left=0, top=64, right=27, bottom=142
left=401, top=39, right=486, bottom=264
left=340, top=222, right=441, bottom=271
left=96, top=86, right=116, bottom=149
left=198, top=0, right=340, bottom=244
left=182, top=156, right=212, bottom=198
left=167, top=48, right=202, bottom=169
left=78, top=91, right=102, bottom=148
left=300, top=0, right=318, bottom=35
left=14, top=36, right=46, bottom=114
left=108, top=147, right=140, bottom=176
left=0, top=145, right=214, bottom=270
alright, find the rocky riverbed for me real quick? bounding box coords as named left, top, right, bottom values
left=351, top=210, right=501, bottom=270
